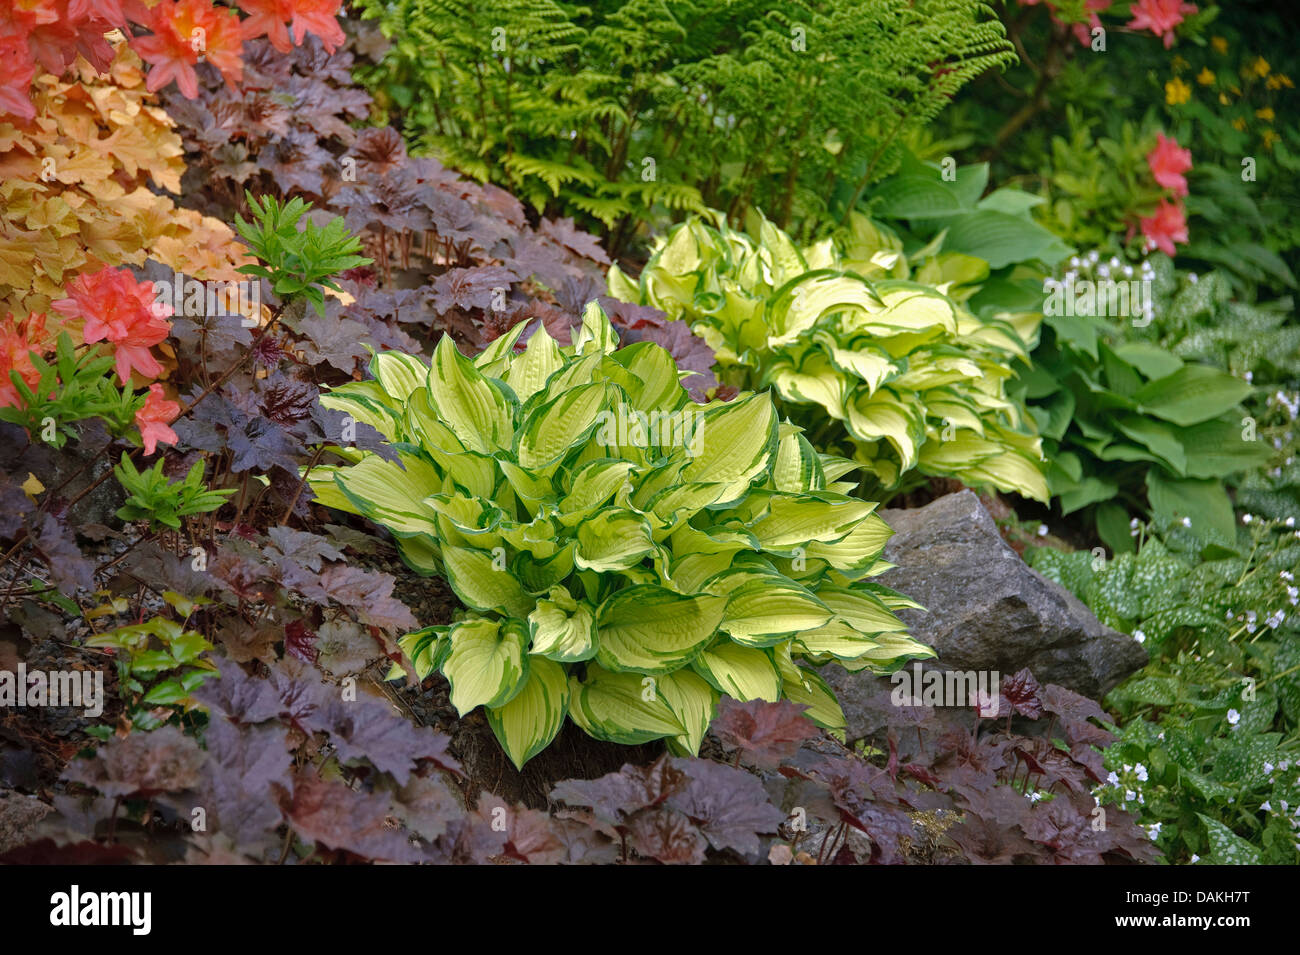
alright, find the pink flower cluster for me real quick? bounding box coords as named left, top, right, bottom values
left=51, top=266, right=179, bottom=455
left=1140, top=134, right=1193, bottom=256
left=1023, top=0, right=1195, bottom=49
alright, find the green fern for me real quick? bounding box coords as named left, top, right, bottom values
left=356, top=0, right=1014, bottom=251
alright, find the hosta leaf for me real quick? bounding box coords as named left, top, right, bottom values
left=427, top=336, right=517, bottom=453
left=655, top=669, right=719, bottom=756
left=594, top=587, right=728, bottom=674
left=574, top=509, right=655, bottom=572
left=719, top=579, right=834, bottom=645
left=692, top=641, right=781, bottom=702
left=528, top=589, right=597, bottom=662
left=1135, top=364, right=1254, bottom=427
left=442, top=619, right=529, bottom=715
left=679, top=392, right=777, bottom=487
left=567, top=664, right=685, bottom=745
left=517, top=382, right=609, bottom=470
left=487, top=656, right=569, bottom=769
left=441, top=545, right=533, bottom=618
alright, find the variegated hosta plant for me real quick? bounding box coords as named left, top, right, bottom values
left=608, top=213, right=1050, bottom=502
left=307, top=304, right=931, bottom=768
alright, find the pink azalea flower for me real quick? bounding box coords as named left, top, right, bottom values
left=135, top=383, right=180, bottom=455
left=1147, top=132, right=1193, bottom=196
left=1141, top=199, right=1189, bottom=256
left=53, top=266, right=173, bottom=384
left=1128, top=0, right=1197, bottom=48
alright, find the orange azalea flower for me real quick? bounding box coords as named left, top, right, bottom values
left=130, top=0, right=243, bottom=98
left=1147, top=132, right=1193, bottom=196
left=1141, top=199, right=1189, bottom=257
left=239, top=0, right=344, bottom=54
left=135, top=382, right=179, bottom=455
left=0, top=312, right=49, bottom=409
left=52, top=266, right=173, bottom=384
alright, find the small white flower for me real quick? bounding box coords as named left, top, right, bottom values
left=1134, top=630, right=1147, bottom=644
left=1282, top=570, right=1295, bottom=581
left=1037, top=523, right=1049, bottom=537
left=1189, top=272, right=1199, bottom=283
left=1245, top=371, right=1254, bottom=383
left=1286, top=518, right=1295, bottom=528
left=1135, top=764, right=1148, bottom=782
left=1125, top=789, right=1137, bottom=802
left=1244, top=513, right=1254, bottom=523
left=1089, top=250, right=1100, bottom=263
left=1266, top=762, right=1276, bottom=774
left=1262, top=801, right=1272, bottom=813
left=1227, top=709, right=1241, bottom=726
left=1182, top=516, right=1192, bottom=527
left=1130, top=517, right=1140, bottom=529
left=1107, top=771, right=1120, bottom=786
left=1147, top=823, right=1162, bottom=840
left=1189, top=853, right=1200, bottom=863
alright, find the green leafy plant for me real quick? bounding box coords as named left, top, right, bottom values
left=234, top=193, right=371, bottom=317
left=0, top=332, right=144, bottom=447
left=608, top=210, right=1049, bottom=501
left=1029, top=516, right=1300, bottom=865
left=114, top=454, right=235, bottom=531
left=85, top=602, right=216, bottom=733
left=357, top=0, right=1014, bottom=249
left=1020, top=255, right=1274, bottom=552
left=307, top=304, right=932, bottom=767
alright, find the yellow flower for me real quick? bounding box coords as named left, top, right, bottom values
left=1166, top=77, right=1192, bottom=105
left=1262, top=129, right=1279, bottom=150
left=1266, top=73, right=1294, bottom=90
left=1232, top=117, right=1247, bottom=131
left=1220, top=93, right=1232, bottom=106
left=1212, top=36, right=1228, bottom=54
left=1253, top=57, right=1271, bottom=78
left=1257, top=107, right=1275, bottom=122
left=1197, top=67, right=1216, bottom=85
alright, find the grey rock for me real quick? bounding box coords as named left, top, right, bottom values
left=866, top=489, right=1147, bottom=699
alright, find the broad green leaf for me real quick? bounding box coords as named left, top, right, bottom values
left=442, top=618, right=529, bottom=715
left=517, top=382, right=609, bottom=470
left=1135, top=364, right=1254, bottom=427
left=719, top=579, right=833, bottom=645
left=655, top=668, right=718, bottom=756
left=691, top=641, right=781, bottom=701
left=441, top=545, right=532, bottom=618
left=427, top=336, right=516, bottom=452
left=594, top=586, right=728, bottom=674
left=528, top=588, right=597, bottom=662
left=568, top=663, right=685, bottom=745
left=574, top=509, right=655, bottom=572
left=487, top=656, right=569, bottom=769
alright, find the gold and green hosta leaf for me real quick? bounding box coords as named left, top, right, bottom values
left=313, top=304, right=928, bottom=765
left=610, top=213, right=1048, bottom=501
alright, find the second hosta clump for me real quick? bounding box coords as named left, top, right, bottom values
left=309, top=305, right=931, bottom=767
